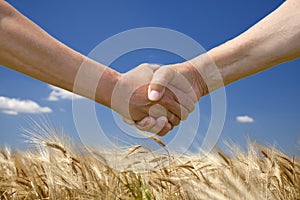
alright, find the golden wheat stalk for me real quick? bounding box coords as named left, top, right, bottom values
left=0, top=124, right=299, bottom=199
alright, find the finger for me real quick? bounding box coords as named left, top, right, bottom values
left=160, top=98, right=189, bottom=120
left=140, top=117, right=172, bottom=136
left=178, top=105, right=189, bottom=120
left=137, top=63, right=161, bottom=74
left=144, top=63, right=161, bottom=71
left=135, top=116, right=156, bottom=131
left=123, top=116, right=157, bottom=132
left=167, top=112, right=180, bottom=126
left=148, top=104, right=167, bottom=118
left=156, top=122, right=172, bottom=136
left=148, top=67, right=176, bottom=101
left=122, top=117, right=135, bottom=125
left=167, top=84, right=196, bottom=112
left=145, top=116, right=168, bottom=134
left=168, top=69, right=194, bottom=93
left=145, top=105, right=179, bottom=129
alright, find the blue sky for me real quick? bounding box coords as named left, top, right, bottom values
left=1, top=0, right=299, bottom=155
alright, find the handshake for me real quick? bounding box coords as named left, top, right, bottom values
left=2, top=0, right=297, bottom=138
left=0, top=1, right=215, bottom=137
left=107, top=61, right=208, bottom=136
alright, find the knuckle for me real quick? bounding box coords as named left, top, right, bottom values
left=173, top=117, right=180, bottom=126
left=157, top=130, right=167, bottom=136
left=138, top=63, right=150, bottom=68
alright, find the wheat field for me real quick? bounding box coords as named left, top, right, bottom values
left=0, top=124, right=299, bottom=200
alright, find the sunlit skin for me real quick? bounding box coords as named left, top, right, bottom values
left=132, top=0, right=300, bottom=134
left=1, top=0, right=300, bottom=136
left=0, top=1, right=193, bottom=136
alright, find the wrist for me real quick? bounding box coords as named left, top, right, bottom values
left=184, top=53, right=224, bottom=97
left=174, top=61, right=209, bottom=99
left=72, top=58, right=121, bottom=108
left=95, top=68, right=121, bottom=108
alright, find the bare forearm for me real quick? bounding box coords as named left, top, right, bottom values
left=192, top=0, right=300, bottom=89
left=0, top=1, right=120, bottom=107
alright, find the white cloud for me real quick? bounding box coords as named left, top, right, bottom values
left=47, top=85, right=83, bottom=101
left=2, top=110, right=18, bottom=115
left=236, top=115, right=254, bottom=123
left=0, top=96, right=52, bottom=115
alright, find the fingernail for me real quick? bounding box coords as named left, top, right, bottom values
left=149, top=90, right=160, bottom=101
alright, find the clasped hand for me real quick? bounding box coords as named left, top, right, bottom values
left=111, top=62, right=205, bottom=136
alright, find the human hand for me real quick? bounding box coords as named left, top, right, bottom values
left=148, top=62, right=207, bottom=102
left=131, top=62, right=209, bottom=135
left=111, top=63, right=190, bottom=136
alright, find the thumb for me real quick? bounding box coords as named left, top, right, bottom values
left=148, top=67, right=176, bottom=101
